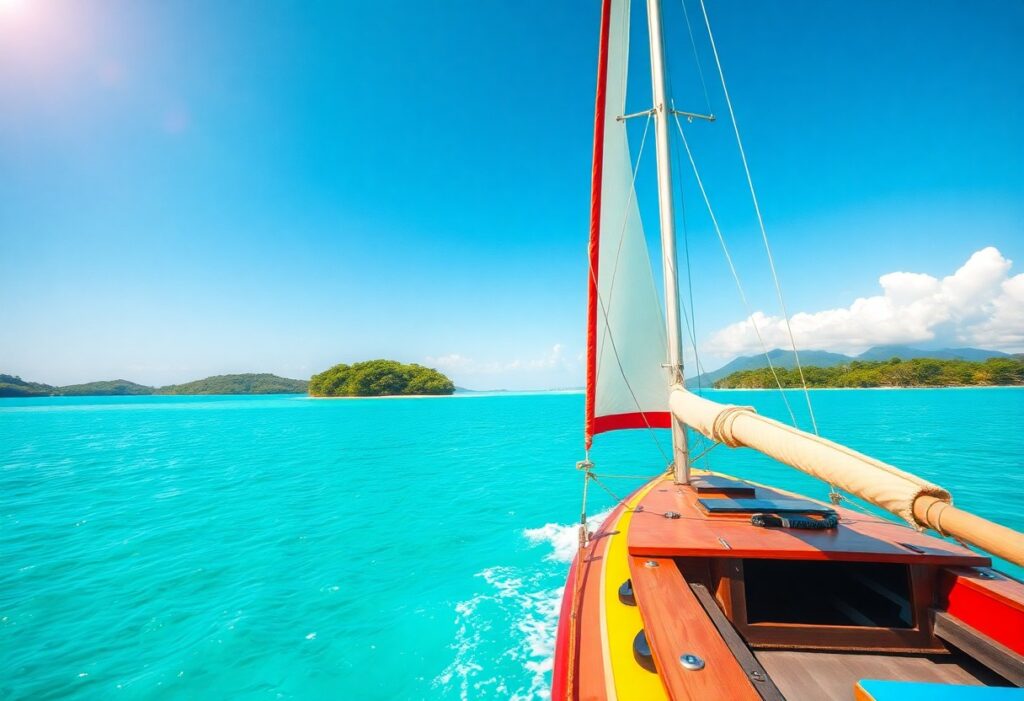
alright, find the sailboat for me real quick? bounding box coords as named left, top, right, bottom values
left=551, top=1, right=1024, bottom=699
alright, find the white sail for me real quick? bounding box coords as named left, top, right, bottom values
left=585, top=0, right=670, bottom=447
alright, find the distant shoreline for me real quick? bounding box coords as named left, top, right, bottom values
left=710, top=385, right=1022, bottom=391
left=309, top=389, right=586, bottom=399
left=0, top=388, right=588, bottom=400
left=3, top=386, right=1020, bottom=400
left=309, top=394, right=445, bottom=400
left=0, top=372, right=308, bottom=398
left=711, top=357, right=1022, bottom=390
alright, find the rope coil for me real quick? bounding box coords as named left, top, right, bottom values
left=709, top=404, right=755, bottom=447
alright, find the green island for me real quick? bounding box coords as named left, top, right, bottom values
left=1, top=362, right=452, bottom=398
left=0, top=373, right=308, bottom=398
left=58, top=380, right=153, bottom=396
left=309, top=359, right=454, bottom=397
left=159, top=374, right=309, bottom=395
left=714, top=357, right=1024, bottom=389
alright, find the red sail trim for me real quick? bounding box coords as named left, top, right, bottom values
left=592, top=411, right=672, bottom=435
left=584, top=0, right=613, bottom=450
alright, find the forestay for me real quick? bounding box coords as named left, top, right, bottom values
left=585, top=0, right=670, bottom=448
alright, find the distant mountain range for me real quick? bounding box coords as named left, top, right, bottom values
left=0, top=373, right=308, bottom=398
left=685, top=345, right=1010, bottom=388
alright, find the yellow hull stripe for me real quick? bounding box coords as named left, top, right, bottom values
left=600, top=476, right=669, bottom=701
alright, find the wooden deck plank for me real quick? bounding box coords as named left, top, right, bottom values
left=933, top=611, right=1024, bottom=686
left=628, top=555, right=761, bottom=701
left=628, top=478, right=988, bottom=566
left=756, top=649, right=990, bottom=700
left=689, top=582, right=786, bottom=700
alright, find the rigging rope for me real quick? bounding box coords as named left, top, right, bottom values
left=672, top=112, right=800, bottom=428
left=698, top=0, right=842, bottom=500
left=565, top=461, right=592, bottom=698
left=590, top=470, right=630, bottom=508
left=667, top=101, right=707, bottom=384
left=679, top=0, right=712, bottom=115
left=697, top=0, right=820, bottom=437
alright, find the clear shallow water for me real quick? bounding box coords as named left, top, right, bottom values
left=1, top=389, right=1021, bottom=700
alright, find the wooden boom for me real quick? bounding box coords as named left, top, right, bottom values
left=669, top=387, right=1024, bottom=568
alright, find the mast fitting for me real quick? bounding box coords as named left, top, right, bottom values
left=670, top=108, right=715, bottom=122
left=618, top=108, right=714, bottom=123
left=616, top=108, right=656, bottom=121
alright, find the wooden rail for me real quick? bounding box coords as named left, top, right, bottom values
left=628, top=556, right=760, bottom=701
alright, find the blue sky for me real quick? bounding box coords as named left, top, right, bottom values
left=1, top=0, right=1021, bottom=389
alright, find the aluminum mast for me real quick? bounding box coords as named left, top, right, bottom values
left=646, top=0, right=689, bottom=482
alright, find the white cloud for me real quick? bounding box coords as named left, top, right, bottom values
left=427, top=344, right=570, bottom=375
left=707, top=247, right=1024, bottom=356
left=506, top=343, right=567, bottom=371
left=425, top=344, right=580, bottom=390
left=425, top=353, right=474, bottom=371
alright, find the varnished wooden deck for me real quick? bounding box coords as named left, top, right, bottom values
left=628, top=476, right=989, bottom=567
left=756, top=649, right=996, bottom=699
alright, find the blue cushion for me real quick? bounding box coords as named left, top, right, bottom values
left=856, top=680, right=1024, bottom=701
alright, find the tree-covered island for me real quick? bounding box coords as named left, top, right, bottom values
left=715, top=357, right=1024, bottom=389
left=0, top=373, right=308, bottom=397
left=308, top=359, right=455, bottom=397
left=159, top=374, right=308, bottom=395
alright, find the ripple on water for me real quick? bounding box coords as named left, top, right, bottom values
left=1, top=389, right=1021, bottom=699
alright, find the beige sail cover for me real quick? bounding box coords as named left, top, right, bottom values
left=669, top=387, right=951, bottom=525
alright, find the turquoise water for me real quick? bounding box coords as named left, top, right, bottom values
left=1, top=389, right=1021, bottom=700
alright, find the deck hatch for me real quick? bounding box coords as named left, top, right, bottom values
left=690, top=475, right=756, bottom=497
left=697, top=497, right=836, bottom=516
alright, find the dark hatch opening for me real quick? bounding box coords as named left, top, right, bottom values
left=743, top=559, right=913, bottom=628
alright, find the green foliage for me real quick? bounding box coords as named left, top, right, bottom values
left=714, top=357, right=1024, bottom=389
left=60, top=380, right=153, bottom=396
left=0, top=373, right=308, bottom=397
left=157, top=374, right=308, bottom=395
left=309, top=360, right=455, bottom=397
left=0, top=374, right=57, bottom=397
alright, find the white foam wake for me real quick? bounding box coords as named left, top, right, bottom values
left=434, top=566, right=563, bottom=701
left=522, top=508, right=613, bottom=563
left=435, top=511, right=618, bottom=700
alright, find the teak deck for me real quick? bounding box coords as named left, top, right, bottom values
left=628, top=555, right=761, bottom=700
left=756, top=649, right=996, bottom=699
left=628, top=478, right=989, bottom=567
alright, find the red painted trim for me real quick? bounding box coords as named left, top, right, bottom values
left=551, top=488, right=643, bottom=701
left=584, top=0, right=613, bottom=450
left=550, top=556, right=578, bottom=701
left=939, top=570, right=1024, bottom=655
left=592, top=411, right=672, bottom=436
